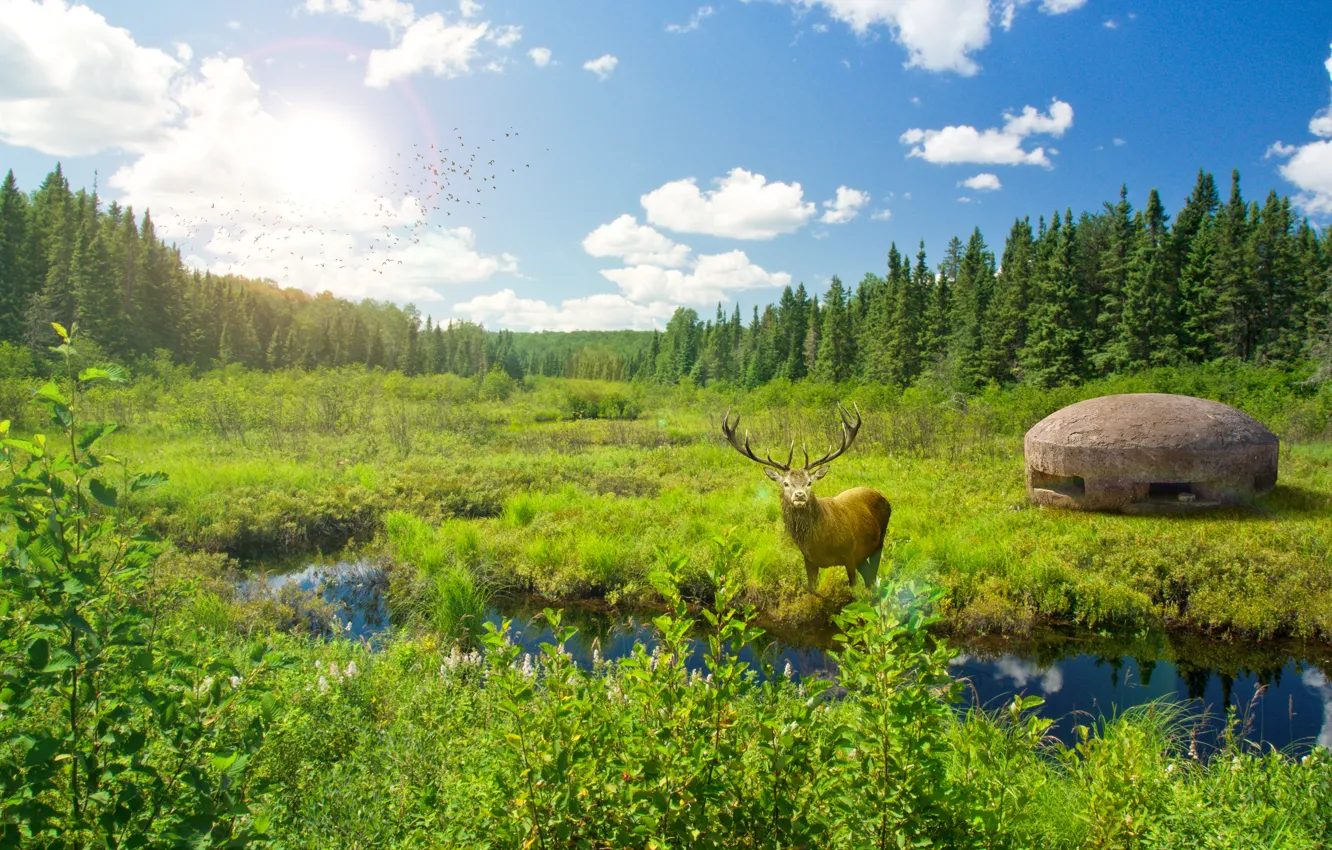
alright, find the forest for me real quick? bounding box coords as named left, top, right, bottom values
left=2, top=164, right=1329, bottom=389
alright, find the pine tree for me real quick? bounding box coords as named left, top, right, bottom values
left=1214, top=170, right=1252, bottom=358
left=947, top=228, right=993, bottom=390
left=1110, top=189, right=1176, bottom=369
left=0, top=170, right=32, bottom=343
left=1179, top=216, right=1223, bottom=361
left=980, top=217, right=1035, bottom=383
left=1020, top=212, right=1082, bottom=386
left=815, top=276, right=854, bottom=382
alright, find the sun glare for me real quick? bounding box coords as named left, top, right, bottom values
left=270, top=109, right=373, bottom=202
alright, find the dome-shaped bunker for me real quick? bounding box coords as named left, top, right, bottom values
left=1024, top=393, right=1278, bottom=512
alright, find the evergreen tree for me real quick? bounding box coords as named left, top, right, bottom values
left=815, top=276, right=854, bottom=382
left=1020, top=212, right=1082, bottom=386
left=980, top=217, right=1035, bottom=383
left=0, top=170, right=31, bottom=343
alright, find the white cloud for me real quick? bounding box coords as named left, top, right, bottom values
left=957, top=196, right=972, bottom=203
left=227, top=20, right=241, bottom=30
left=820, top=186, right=870, bottom=223
left=757, top=0, right=1084, bottom=75
left=900, top=98, right=1073, bottom=167
left=871, top=208, right=892, bottom=220
left=528, top=46, right=552, bottom=67
left=960, top=172, right=1001, bottom=191
left=642, top=167, right=817, bottom=239
left=667, top=5, right=714, bottom=34
left=0, top=0, right=184, bottom=156
left=993, top=658, right=1064, bottom=694
left=1269, top=45, right=1332, bottom=216
left=1304, top=668, right=1332, bottom=751
left=582, top=215, right=692, bottom=267
left=303, top=0, right=520, bottom=86
left=600, top=250, right=789, bottom=305
left=584, top=53, right=618, bottom=80
left=454, top=289, right=674, bottom=331
left=1103, top=18, right=1117, bottom=29
left=1113, top=137, right=1126, bottom=146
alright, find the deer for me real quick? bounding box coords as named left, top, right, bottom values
left=721, top=403, right=891, bottom=592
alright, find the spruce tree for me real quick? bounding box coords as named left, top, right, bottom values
left=1020, top=212, right=1082, bottom=386
left=980, top=217, right=1035, bottom=383
left=0, top=170, right=31, bottom=343
left=815, top=276, right=854, bottom=382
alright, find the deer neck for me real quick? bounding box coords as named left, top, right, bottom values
left=782, top=494, right=823, bottom=545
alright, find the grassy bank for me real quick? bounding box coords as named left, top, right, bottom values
left=22, top=359, right=1332, bottom=640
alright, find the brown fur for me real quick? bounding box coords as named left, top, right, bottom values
left=777, top=476, right=892, bottom=590
left=723, top=403, right=890, bottom=591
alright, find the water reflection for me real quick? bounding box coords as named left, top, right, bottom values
left=253, top=561, right=1332, bottom=753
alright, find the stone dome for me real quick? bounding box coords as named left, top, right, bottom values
left=1024, top=393, right=1279, bottom=512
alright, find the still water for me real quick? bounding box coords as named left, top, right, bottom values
left=249, top=560, right=1332, bottom=753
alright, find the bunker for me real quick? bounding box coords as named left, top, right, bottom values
left=1024, top=393, right=1279, bottom=513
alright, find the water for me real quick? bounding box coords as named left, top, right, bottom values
left=252, top=560, right=1332, bottom=753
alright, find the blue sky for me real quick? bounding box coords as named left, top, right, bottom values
left=2, top=0, right=1331, bottom=330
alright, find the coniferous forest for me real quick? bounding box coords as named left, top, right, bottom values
left=2, top=163, right=1329, bottom=386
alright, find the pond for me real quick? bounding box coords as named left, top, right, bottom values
left=246, top=560, right=1332, bottom=754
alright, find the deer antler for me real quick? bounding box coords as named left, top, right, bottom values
left=802, top=402, right=862, bottom=471
left=721, top=409, right=793, bottom=472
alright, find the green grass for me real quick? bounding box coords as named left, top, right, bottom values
left=61, top=362, right=1332, bottom=640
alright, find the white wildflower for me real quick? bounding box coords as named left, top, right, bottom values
left=783, top=661, right=793, bottom=679
left=329, top=661, right=341, bottom=679
left=229, top=675, right=242, bottom=690
left=1165, top=763, right=1175, bottom=775
left=520, top=654, right=535, bottom=678
left=345, top=661, right=359, bottom=678
left=1230, top=756, right=1241, bottom=772
left=317, top=676, right=329, bottom=693
left=592, top=648, right=602, bottom=666
left=196, top=676, right=213, bottom=697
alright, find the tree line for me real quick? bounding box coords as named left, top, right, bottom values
left=1, top=164, right=1329, bottom=389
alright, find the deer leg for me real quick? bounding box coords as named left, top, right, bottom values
left=844, top=562, right=857, bottom=588
left=857, top=548, right=883, bottom=590
left=805, top=560, right=819, bottom=592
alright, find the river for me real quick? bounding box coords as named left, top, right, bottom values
left=247, top=559, right=1332, bottom=754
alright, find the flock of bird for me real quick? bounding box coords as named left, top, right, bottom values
left=160, top=126, right=540, bottom=282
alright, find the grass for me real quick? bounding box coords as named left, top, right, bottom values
left=46, top=361, right=1332, bottom=641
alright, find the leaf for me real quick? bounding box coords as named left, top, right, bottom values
left=88, top=479, right=119, bottom=508
left=130, top=472, right=168, bottom=492
left=212, top=751, right=239, bottom=773
left=51, top=322, right=69, bottom=342
left=42, top=649, right=77, bottom=673
left=2, top=438, right=42, bottom=458
left=27, top=638, right=49, bottom=670
left=25, top=736, right=61, bottom=766
left=77, top=424, right=117, bottom=452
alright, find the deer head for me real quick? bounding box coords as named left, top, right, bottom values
left=721, top=403, right=863, bottom=510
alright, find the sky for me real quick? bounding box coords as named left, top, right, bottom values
left=2, top=0, right=1331, bottom=331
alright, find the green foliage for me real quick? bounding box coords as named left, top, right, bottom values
left=0, top=326, right=289, bottom=845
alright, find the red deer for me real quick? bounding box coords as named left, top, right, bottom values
left=721, top=403, right=890, bottom=591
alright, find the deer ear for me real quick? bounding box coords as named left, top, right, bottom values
left=763, top=468, right=783, bottom=482
left=809, top=465, right=830, bottom=481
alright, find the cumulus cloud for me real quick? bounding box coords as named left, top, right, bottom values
left=871, top=209, right=893, bottom=220
left=1268, top=45, right=1332, bottom=216
left=642, top=167, right=817, bottom=239
left=900, top=97, right=1072, bottom=167
left=0, top=0, right=185, bottom=156
left=303, top=0, right=520, bottom=86
left=582, top=215, right=692, bottom=267
left=528, top=46, right=552, bottom=67
left=820, top=186, right=870, bottom=223
left=960, top=172, right=1002, bottom=191
left=584, top=53, right=618, bottom=80
left=993, top=658, right=1064, bottom=694
left=667, top=5, right=715, bottom=34
left=600, top=250, right=789, bottom=305
left=754, top=0, right=1084, bottom=75
left=1304, top=668, right=1332, bottom=751
left=453, top=289, right=675, bottom=331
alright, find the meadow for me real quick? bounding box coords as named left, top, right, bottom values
left=64, top=359, right=1332, bottom=642
left=5, top=354, right=1332, bottom=846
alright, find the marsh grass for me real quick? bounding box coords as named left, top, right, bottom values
left=53, top=362, right=1332, bottom=639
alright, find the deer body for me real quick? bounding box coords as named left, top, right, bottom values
left=723, top=404, right=892, bottom=591
left=782, top=486, right=892, bottom=590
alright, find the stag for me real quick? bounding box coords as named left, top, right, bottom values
left=722, top=404, right=890, bottom=591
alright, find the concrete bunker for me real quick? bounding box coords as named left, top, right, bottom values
left=1024, top=393, right=1279, bottom=513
